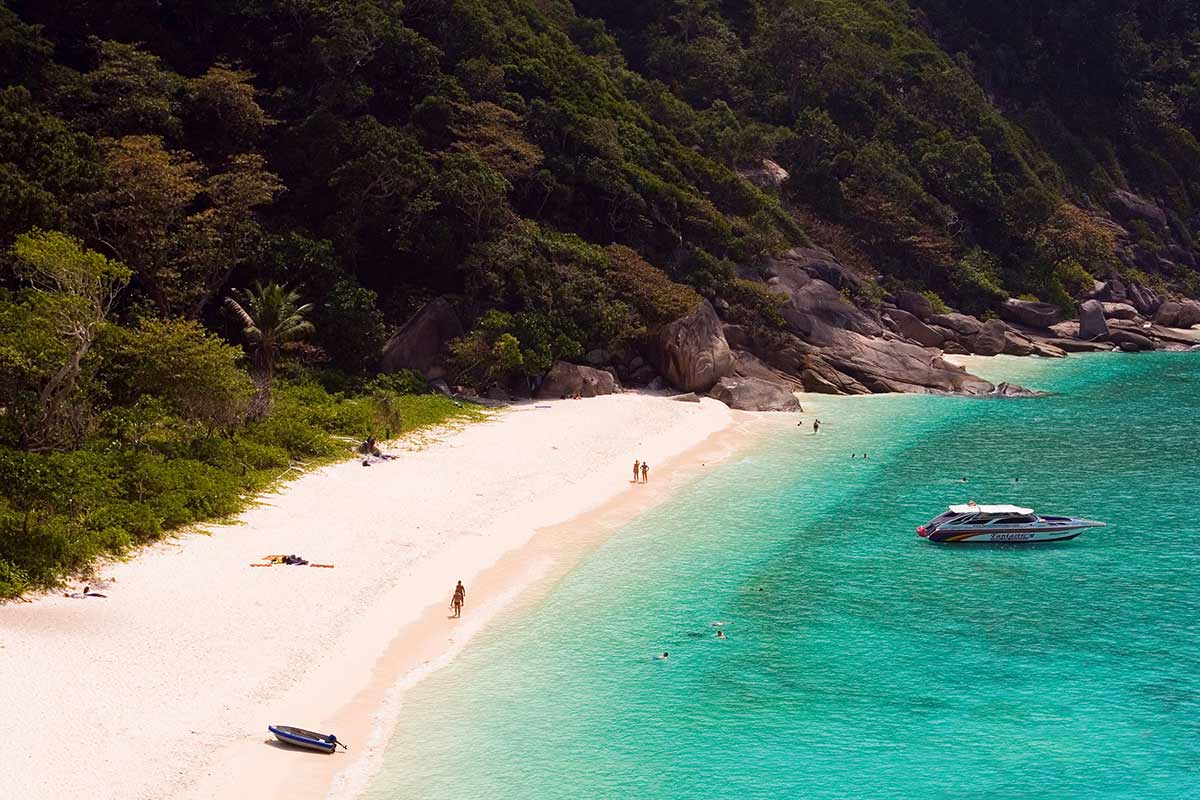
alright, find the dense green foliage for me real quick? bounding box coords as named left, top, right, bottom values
left=580, top=0, right=1200, bottom=305
left=2, top=0, right=1200, bottom=592
left=0, top=382, right=485, bottom=597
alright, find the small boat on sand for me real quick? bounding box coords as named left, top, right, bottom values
left=917, top=504, right=1104, bottom=543
left=268, top=725, right=345, bottom=753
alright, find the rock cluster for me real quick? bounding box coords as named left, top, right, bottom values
left=383, top=197, right=1200, bottom=410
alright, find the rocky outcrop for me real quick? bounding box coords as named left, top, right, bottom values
left=928, top=312, right=983, bottom=338
left=737, top=158, right=789, bottom=190
left=765, top=246, right=863, bottom=291
left=722, top=324, right=753, bottom=351
left=1077, top=300, right=1110, bottom=340
left=1055, top=339, right=1115, bottom=353
left=381, top=297, right=464, bottom=378
left=894, top=290, right=934, bottom=320
left=881, top=308, right=944, bottom=348
left=1153, top=299, right=1200, bottom=329
left=1107, top=189, right=1168, bottom=231
left=652, top=300, right=734, bottom=392
left=1127, top=283, right=1162, bottom=317
left=1101, top=302, right=1139, bottom=320
left=1000, top=298, right=1063, bottom=329
left=731, top=350, right=803, bottom=390
left=969, top=319, right=1008, bottom=356
left=761, top=261, right=880, bottom=343
left=536, top=361, right=620, bottom=398
left=1108, top=329, right=1156, bottom=351
left=990, top=382, right=1046, bottom=398
left=817, top=329, right=997, bottom=395
left=709, top=377, right=801, bottom=411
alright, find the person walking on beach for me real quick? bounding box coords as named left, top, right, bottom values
left=633, top=459, right=640, bottom=482
left=641, top=462, right=649, bottom=483
left=813, top=418, right=821, bottom=434
left=450, top=580, right=466, bottom=618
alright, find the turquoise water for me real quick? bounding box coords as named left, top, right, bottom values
left=366, top=354, right=1200, bottom=799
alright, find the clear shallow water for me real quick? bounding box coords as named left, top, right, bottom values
left=366, top=354, right=1200, bottom=799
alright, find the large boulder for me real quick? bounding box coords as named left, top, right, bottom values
left=761, top=263, right=881, bottom=343
left=764, top=246, right=863, bottom=291
left=882, top=308, right=944, bottom=348
left=1107, top=190, right=1168, bottom=231
left=381, top=297, right=464, bottom=378
left=1127, top=282, right=1162, bottom=317
left=651, top=300, right=734, bottom=392
left=1154, top=299, right=1200, bottom=329
left=817, top=328, right=996, bottom=395
left=929, top=312, right=983, bottom=337
left=737, top=158, right=790, bottom=190
left=1108, top=329, right=1156, bottom=351
left=969, top=319, right=1008, bottom=356
left=709, top=377, right=801, bottom=411
left=1077, top=300, right=1110, bottom=340
left=893, top=290, right=934, bottom=320
left=722, top=324, right=753, bottom=351
left=731, top=350, right=803, bottom=390
left=1056, top=339, right=1116, bottom=353
left=1093, top=277, right=1128, bottom=303
left=536, top=361, right=620, bottom=398
left=1000, top=298, right=1063, bottom=329
left=1101, top=302, right=1139, bottom=320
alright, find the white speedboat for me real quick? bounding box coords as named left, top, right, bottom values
left=917, top=504, right=1104, bottom=544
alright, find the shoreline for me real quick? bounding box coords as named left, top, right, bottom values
left=0, top=393, right=770, bottom=800
left=312, top=407, right=769, bottom=800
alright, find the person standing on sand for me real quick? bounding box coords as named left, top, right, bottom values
left=450, top=580, right=466, bottom=618
left=641, top=462, right=649, bottom=483
left=633, top=459, right=640, bottom=482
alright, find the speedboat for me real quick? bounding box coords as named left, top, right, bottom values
left=917, top=504, right=1104, bottom=543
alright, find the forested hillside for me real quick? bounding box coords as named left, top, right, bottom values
left=2, top=0, right=1199, bottom=594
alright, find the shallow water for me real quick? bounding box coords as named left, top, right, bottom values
left=365, top=354, right=1200, bottom=799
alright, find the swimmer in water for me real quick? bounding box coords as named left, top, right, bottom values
left=959, top=476, right=968, bottom=483
left=659, top=652, right=669, bottom=660
left=716, top=629, right=727, bottom=640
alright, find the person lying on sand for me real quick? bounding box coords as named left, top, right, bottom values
left=64, top=585, right=106, bottom=598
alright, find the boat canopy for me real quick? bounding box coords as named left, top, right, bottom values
left=948, top=504, right=1034, bottom=515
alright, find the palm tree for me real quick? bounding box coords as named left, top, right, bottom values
left=224, top=282, right=313, bottom=412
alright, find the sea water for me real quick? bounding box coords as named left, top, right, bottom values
left=365, top=354, right=1200, bottom=799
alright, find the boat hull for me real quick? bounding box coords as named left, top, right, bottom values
left=269, top=725, right=337, bottom=753
left=925, top=527, right=1089, bottom=544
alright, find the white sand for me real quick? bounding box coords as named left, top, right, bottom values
left=0, top=394, right=742, bottom=800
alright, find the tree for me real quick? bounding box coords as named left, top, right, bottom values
left=87, top=135, right=281, bottom=317
left=312, top=277, right=386, bottom=374
left=6, top=229, right=130, bottom=449
left=99, top=317, right=255, bottom=437
left=223, top=282, right=314, bottom=414
left=76, top=39, right=184, bottom=139
left=185, top=64, right=273, bottom=156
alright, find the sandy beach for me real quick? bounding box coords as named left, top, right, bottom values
left=0, top=393, right=769, bottom=800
